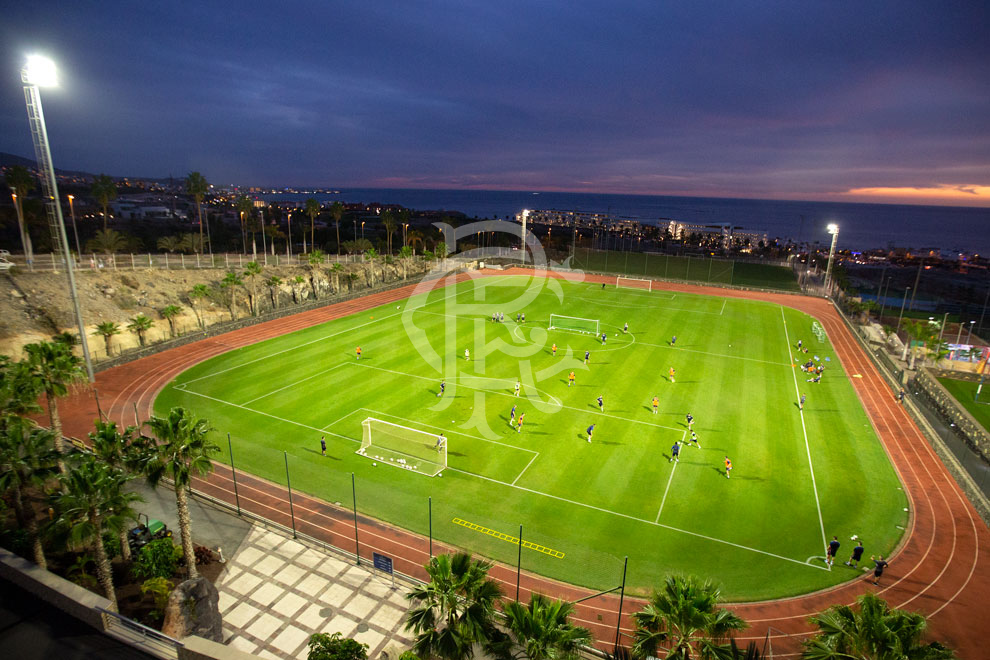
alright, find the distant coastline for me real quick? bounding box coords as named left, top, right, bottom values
left=260, top=188, right=990, bottom=254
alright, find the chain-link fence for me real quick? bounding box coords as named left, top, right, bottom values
left=4, top=251, right=365, bottom=273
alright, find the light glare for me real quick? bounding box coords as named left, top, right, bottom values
left=827, top=223, right=839, bottom=234
left=24, top=55, right=58, bottom=87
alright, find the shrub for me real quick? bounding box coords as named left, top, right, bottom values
left=307, top=632, right=369, bottom=660
left=141, top=577, right=173, bottom=620
left=132, top=538, right=179, bottom=580
left=194, top=545, right=214, bottom=566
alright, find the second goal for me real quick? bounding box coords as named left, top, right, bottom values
left=616, top=276, right=652, bottom=292
left=548, top=314, right=600, bottom=335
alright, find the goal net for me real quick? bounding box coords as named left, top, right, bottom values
left=548, top=314, right=600, bottom=335
left=812, top=321, right=826, bottom=343
left=616, top=276, right=652, bottom=292
left=359, top=418, right=446, bottom=476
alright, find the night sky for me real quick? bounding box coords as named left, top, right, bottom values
left=2, top=1, right=988, bottom=206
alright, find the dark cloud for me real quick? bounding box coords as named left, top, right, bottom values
left=1, top=1, right=988, bottom=204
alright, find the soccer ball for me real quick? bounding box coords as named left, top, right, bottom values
left=614, top=333, right=618, bottom=337
left=396, top=305, right=400, bottom=309
left=851, top=534, right=858, bottom=540
left=372, top=462, right=377, bottom=466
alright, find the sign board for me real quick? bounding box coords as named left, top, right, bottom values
left=373, top=552, right=393, bottom=575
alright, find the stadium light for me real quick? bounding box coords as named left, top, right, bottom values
left=823, top=223, right=839, bottom=295
left=21, top=55, right=95, bottom=382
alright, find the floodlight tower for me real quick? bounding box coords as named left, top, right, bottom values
left=22, top=55, right=95, bottom=382
left=520, top=209, right=529, bottom=264
left=823, top=223, right=839, bottom=295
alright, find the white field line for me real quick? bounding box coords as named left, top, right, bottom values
left=242, top=362, right=349, bottom=406
left=780, top=305, right=829, bottom=556
left=720, top=299, right=727, bottom=315
left=633, top=339, right=792, bottom=367
left=180, top=284, right=462, bottom=386
left=512, top=452, right=540, bottom=486
left=574, top=297, right=723, bottom=314
left=656, top=428, right=687, bottom=523
left=177, top=373, right=823, bottom=571
left=589, top=283, right=676, bottom=299
left=349, top=361, right=686, bottom=433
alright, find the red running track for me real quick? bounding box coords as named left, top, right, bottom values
left=51, top=268, right=988, bottom=659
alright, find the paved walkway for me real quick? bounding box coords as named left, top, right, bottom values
left=216, top=526, right=413, bottom=660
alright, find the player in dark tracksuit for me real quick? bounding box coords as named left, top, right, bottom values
left=846, top=540, right=865, bottom=567
left=670, top=442, right=680, bottom=463
left=826, top=536, right=840, bottom=568
left=870, top=555, right=889, bottom=585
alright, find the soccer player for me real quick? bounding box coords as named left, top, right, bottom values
left=799, top=393, right=806, bottom=410
left=521, top=312, right=526, bottom=322
left=601, top=332, right=607, bottom=345
left=685, top=413, right=694, bottom=430
left=807, top=374, right=822, bottom=383
left=846, top=539, right=865, bottom=567
left=514, top=381, right=521, bottom=397
left=597, top=395, right=604, bottom=412
left=552, top=343, right=557, bottom=357
left=797, top=339, right=802, bottom=350
left=436, top=434, right=447, bottom=452
left=690, top=430, right=700, bottom=448
left=652, top=395, right=659, bottom=414
left=826, top=536, right=841, bottom=568
left=492, top=312, right=496, bottom=323
left=584, top=350, right=590, bottom=365
left=586, top=423, right=595, bottom=442
left=668, top=367, right=676, bottom=383
left=320, top=436, right=326, bottom=457
left=623, top=322, right=628, bottom=333
left=465, top=348, right=470, bottom=361
left=516, top=313, right=521, bottom=322
left=671, top=335, right=677, bottom=346
left=602, top=282, right=606, bottom=290
left=356, top=346, right=362, bottom=360
left=724, top=456, right=732, bottom=479
left=670, top=441, right=680, bottom=462
left=517, top=413, right=525, bottom=434
left=438, top=380, right=445, bottom=397
left=568, top=371, right=576, bottom=387
left=870, top=555, right=889, bottom=585
left=499, top=312, right=504, bottom=322
left=897, top=388, right=906, bottom=404
left=510, top=404, right=517, bottom=427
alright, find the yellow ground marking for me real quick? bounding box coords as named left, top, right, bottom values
left=452, top=518, right=565, bottom=558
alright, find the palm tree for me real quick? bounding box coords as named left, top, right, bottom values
left=0, top=356, right=43, bottom=427
left=23, top=340, right=84, bottom=463
left=157, top=235, right=183, bottom=253
left=86, top=228, right=129, bottom=256
left=802, top=593, right=955, bottom=660
left=91, top=174, right=117, bottom=232
left=52, top=331, right=79, bottom=347
left=0, top=418, right=58, bottom=568
left=265, top=275, right=282, bottom=310
left=328, top=263, right=343, bottom=294
left=127, top=314, right=155, bottom=347
left=330, top=201, right=345, bottom=254
left=188, top=284, right=209, bottom=329
left=179, top=232, right=205, bottom=254
left=631, top=575, right=747, bottom=660
left=291, top=275, right=306, bottom=303
left=408, top=229, right=425, bottom=254
left=381, top=210, right=397, bottom=255
left=220, top=271, right=243, bottom=319
left=6, top=165, right=35, bottom=260
left=89, top=420, right=152, bottom=561
left=93, top=321, right=122, bottom=357
left=160, top=304, right=183, bottom=338
left=365, top=247, right=380, bottom=286
left=903, top=319, right=935, bottom=369
left=305, top=198, right=320, bottom=252
left=143, top=407, right=220, bottom=579
left=398, top=245, right=414, bottom=280
left=185, top=172, right=209, bottom=254
left=405, top=552, right=503, bottom=660
left=52, top=455, right=142, bottom=611
left=243, top=261, right=263, bottom=315
left=237, top=195, right=253, bottom=254
left=498, top=593, right=592, bottom=660
left=307, top=249, right=325, bottom=299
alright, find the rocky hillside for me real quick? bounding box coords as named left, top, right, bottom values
left=0, top=257, right=435, bottom=360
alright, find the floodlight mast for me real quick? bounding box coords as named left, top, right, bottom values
left=22, top=55, right=95, bottom=382
left=823, top=223, right=839, bottom=296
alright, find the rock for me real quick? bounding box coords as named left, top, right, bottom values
left=10, top=290, right=23, bottom=298
left=160, top=576, right=223, bottom=642
left=103, top=287, right=116, bottom=297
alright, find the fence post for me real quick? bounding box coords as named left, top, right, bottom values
left=181, top=253, right=185, bottom=269
left=708, top=258, right=713, bottom=282
left=228, top=434, right=241, bottom=515
left=94, top=388, right=105, bottom=421
left=196, top=253, right=200, bottom=268
left=352, top=473, right=361, bottom=565
left=225, top=254, right=229, bottom=268
left=147, top=253, right=152, bottom=269
left=613, top=556, right=628, bottom=650
left=516, top=524, right=523, bottom=601
left=284, top=451, right=297, bottom=538
left=165, top=252, right=169, bottom=270
left=428, top=496, right=433, bottom=558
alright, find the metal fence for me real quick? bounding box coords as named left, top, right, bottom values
left=4, top=251, right=365, bottom=273
left=97, top=605, right=183, bottom=659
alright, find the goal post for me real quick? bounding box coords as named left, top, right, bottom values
left=812, top=321, right=826, bottom=343
left=359, top=417, right=446, bottom=476
left=616, top=276, right=652, bottom=292
left=548, top=314, right=600, bottom=335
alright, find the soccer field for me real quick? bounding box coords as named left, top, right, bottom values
left=155, top=273, right=908, bottom=600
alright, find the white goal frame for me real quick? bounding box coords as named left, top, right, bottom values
left=616, top=276, right=652, bottom=292
left=359, top=417, right=446, bottom=476
left=548, top=314, right=600, bottom=335
left=812, top=321, right=826, bottom=343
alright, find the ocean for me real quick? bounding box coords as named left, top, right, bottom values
left=260, top=189, right=990, bottom=254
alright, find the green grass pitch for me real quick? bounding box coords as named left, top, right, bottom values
left=155, top=274, right=907, bottom=600
left=937, top=376, right=990, bottom=433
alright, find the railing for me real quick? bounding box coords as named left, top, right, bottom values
left=97, top=606, right=183, bottom=659
left=3, top=251, right=365, bottom=273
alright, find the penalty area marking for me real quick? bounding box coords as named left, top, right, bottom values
left=452, top=518, right=564, bottom=558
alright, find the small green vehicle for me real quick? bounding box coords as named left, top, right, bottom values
left=128, top=513, right=172, bottom=552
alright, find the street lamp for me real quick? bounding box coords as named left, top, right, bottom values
left=66, top=194, right=82, bottom=258
left=403, top=222, right=408, bottom=246
left=823, top=223, right=839, bottom=294
left=287, top=212, right=293, bottom=259
left=967, top=320, right=976, bottom=345
left=21, top=55, right=95, bottom=382
left=361, top=221, right=365, bottom=240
